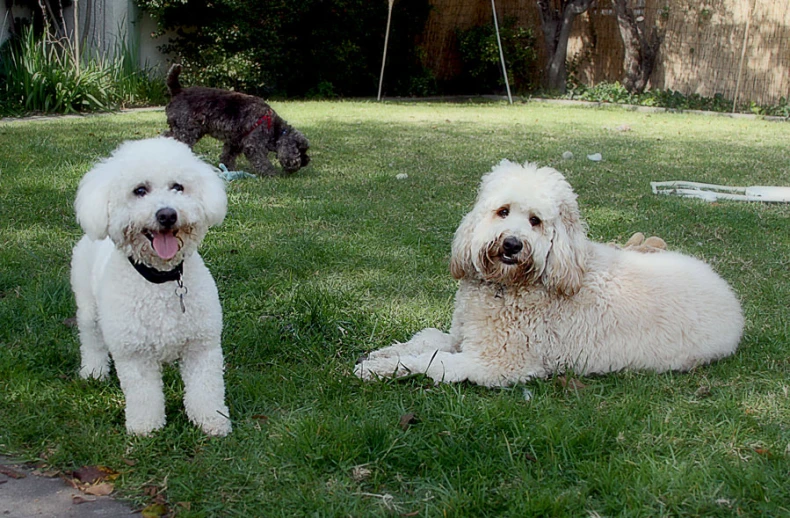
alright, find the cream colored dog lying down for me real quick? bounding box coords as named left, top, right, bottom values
left=356, top=160, right=743, bottom=386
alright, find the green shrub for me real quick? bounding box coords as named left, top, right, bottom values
left=457, top=17, right=538, bottom=94
left=564, top=81, right=789, bottom=118
left=137, top=0, right=434, bottom=98
left=571, top=81, right=637, bottom=105
left=754, top=96, right=790, bottom=118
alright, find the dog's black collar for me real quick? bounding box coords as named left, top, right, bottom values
left=128, top=257, right=183, bottom=284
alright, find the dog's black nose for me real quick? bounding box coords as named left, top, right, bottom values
left=503, top=236, right=522, bottom=255
left=156, top=207, right=178, bottom=228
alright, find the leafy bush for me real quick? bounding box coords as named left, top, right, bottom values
left=136, top=0, right=434, bottom=98
left=457, top=17, right=538, bottom=94
left=570, top=81, right=638, bottom=105
left=757, top=96, right=790, bottom=118
left=0, top=27, right=167, bottom=115
left=564, top=82, right=789, bottom=118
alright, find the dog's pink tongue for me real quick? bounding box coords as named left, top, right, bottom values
left=152, top=231, right=179, bottom=260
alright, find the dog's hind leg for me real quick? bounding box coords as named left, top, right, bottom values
left=76, top=305, right=110, bottom=380
left=113, top=356, right=166, bottom=435
left=179, top=343, right=231, bottom=436
left=72, top=239, right=111, bottom=379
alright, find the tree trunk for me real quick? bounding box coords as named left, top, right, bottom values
left=537, top=0, right=595, bottom=93
left=613, top=0, right=664, bottom=94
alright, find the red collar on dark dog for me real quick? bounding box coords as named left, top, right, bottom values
left=243, top=109, right=273, bottom=138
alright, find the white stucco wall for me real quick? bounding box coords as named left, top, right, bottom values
left=0, top=1, right=169, bottom=72
left=133, top=9, right=171, bottom=73
left=0, top=5, right=32, bottom=46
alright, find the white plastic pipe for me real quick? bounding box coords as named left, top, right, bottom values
left=377, top=0, right=395, bottom=101
left=491, top=0, right=513, bottom=104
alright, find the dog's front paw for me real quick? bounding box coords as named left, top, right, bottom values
left=609, top=232, right=668, bottom=253
left=354, top=357, right=410, bottom=381
left=186, top=403, right=232, bottom=437
left=360, top=344, right=402, bottom=361
left=195, top=413, right=232, bottom=437
left=409, top=328, right=453, bottom=350
left=79, top=364, right=110, bottom=380
left=125, top=417, right=166, bottom=437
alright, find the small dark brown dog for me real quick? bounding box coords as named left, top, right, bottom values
left=164, top=64, right=310, bottom=176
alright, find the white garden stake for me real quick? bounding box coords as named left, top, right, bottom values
left=651, top=181, right=790, bottom=203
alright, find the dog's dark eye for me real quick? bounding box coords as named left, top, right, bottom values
left=171, top=183, right=184, bottom=192
left=529, top=216, right=542, bottom=227
left=496, top=207, right=509, bottom=218
left=133, top=185, right=148, bottom=197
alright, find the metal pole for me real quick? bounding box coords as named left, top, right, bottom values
left=732, top=0, right=755, bottom=113
left=491, top=0, right=513, bottom=104
left=377, top=0, right=394, bottom=101
left=73, top=0, right=80, bottom=74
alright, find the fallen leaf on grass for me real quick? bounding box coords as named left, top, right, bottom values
left=67, top=465, right=119, bottom=497
left=144, top=485, right=168, bottom=505
left=753, top=448, right=771, bottom=456
left=351, top=465, right=372, bottom=482
left=0, top=466, right=26, bottom=479
left=399, top=413, right=417, bottom=431
left=83, top=482, right=114, bottom=496
left=141, top=503, right=169, bottom=517
left=71, top=465, right=118, bottom=484
left=557, top=376, right=587, bottom=391
left=695, top=386, right=711, bottom=398
left=31, top=468, right=60, bottom=478
left=524, top=453, right=537, bottom=462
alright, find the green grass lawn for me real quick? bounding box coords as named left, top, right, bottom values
left=1, top=101, right=789, bottom=516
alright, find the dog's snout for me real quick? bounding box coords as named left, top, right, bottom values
left=503, top=236, right=523, bottom=255
left=156, top=207, right=178, bottom=228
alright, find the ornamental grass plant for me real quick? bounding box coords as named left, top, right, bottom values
left=0, top=27, right=166, bottom=116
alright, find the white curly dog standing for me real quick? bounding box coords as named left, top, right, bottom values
left=356, top=160, right=744, bottom=386
left=71, top=137, right=232, bottom=436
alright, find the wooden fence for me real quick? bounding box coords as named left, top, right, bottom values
left=421, top=0, right=790, bottom=106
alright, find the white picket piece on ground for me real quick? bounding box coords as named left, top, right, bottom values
left=651, top=181, right=790, bottom=203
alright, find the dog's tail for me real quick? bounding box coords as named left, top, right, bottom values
left=166, top=64, right=182, bottom=97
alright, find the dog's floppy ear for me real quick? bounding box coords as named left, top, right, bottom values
left=450, top=212, right=477, bottom=280
left=292, top=129, right=309, bottom=149
left=75, top=162, right=114, bottom=240
left=195, top=164, right=228, bottom=227
left=542, top=198, right=587, bottom=296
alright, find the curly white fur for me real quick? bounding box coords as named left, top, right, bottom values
left=71, top=137, right=231, bottom=436
left=356, top=160, right=744, bottom=386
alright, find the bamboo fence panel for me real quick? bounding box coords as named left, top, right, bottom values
left=421, top=0, right=790, bottom=106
